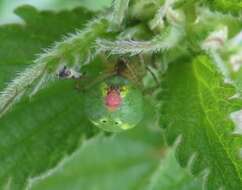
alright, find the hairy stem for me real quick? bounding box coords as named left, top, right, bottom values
left=0, top=18, right=109, bottom=118
left=97, top=25, right=184, bottom=55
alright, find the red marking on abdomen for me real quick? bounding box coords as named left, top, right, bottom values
left=105, top=88, right=122, bottom=111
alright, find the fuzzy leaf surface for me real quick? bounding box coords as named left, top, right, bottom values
left=30, top=125, right=203, bottom=190
left=0, top=81, right=97, bottom=189
left=161, top=55, right=242, bottom=190
left=204, top=0, right=242, bottom=15
left=0, top=6, right=98, bottom=189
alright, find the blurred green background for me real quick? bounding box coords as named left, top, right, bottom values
left=0, top=1, right=203, bottom=189
left=0, top=0, right=112, bottom=23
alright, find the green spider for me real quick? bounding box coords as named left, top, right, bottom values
left=84, top=57, right=146, bottom=132
left=59, top=56, right=158, bottom=133
left=84, top=75, right=144, bottom=132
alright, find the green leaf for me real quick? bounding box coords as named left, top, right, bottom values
left=161, top=55, right=242, bottom=190
left=30, top=126, right=162, bottom=190
left=0, top=0, right=111, bottom=23
left=145, top=148, right=203, bottom=190
left=0, top=81, right=97, bottom=189
left=52, top=0, right=112, bottom=11
left=0, top=5, right=94, bottom=89
left=0, top=5, right=100, bottom=189
left=204, top=0, right=242, bottom=15
left=176, top=0, right=242, bottom=16
left=30, top=125, right=202, bottom=190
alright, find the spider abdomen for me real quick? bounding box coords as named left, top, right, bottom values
left=84, top=76, right=144, bottom=132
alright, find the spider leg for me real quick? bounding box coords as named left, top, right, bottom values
left=145, top=65, right=160, bottom=86
left=98, top=53, right=110, bottom=65
left=56, top=58, right=111, bottom=90
left=98, top=53, right=117, bottom=72
left=126, top=61, right=139, bottom=81
left=72, top=73, right=114, bottom=92
left=138, top=54, right=162, bottom=96
left=138, top=54, right=161, bottom=86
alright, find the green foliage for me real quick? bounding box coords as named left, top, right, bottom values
left=176, top=0, right=242, bottom=16
left=204, top=0, right=242, bottom=15
left=147, top=148, right=203, bottom=190
left=31, top=125, right=164, bottom=190
left=31, top=125, right=202, bottom=190
left=0, top=5, right=96, bottom=189
left=0, top=0, right=241, bottom=189
left=161, top=55, right=242, bottom=190
left=0, top=81, right=96, bottom=189
left=0, top=0, right=112, bottom=23
left=0, top=7, right=108, bottom=117
left=0, top=5, right=94, bottom=89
